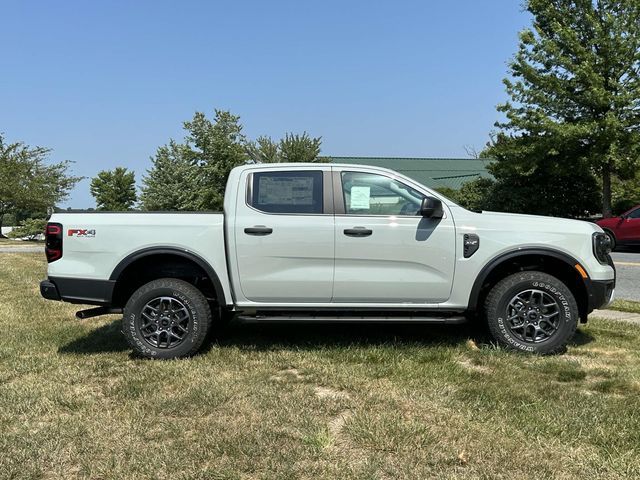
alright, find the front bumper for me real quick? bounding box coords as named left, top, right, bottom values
left=588, top=279, right=615, bottom=311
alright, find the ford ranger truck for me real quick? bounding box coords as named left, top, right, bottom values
left=40, top=163, right=616, bottom=359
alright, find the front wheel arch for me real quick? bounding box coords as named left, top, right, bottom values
left=468, top=249, right=589, bottom=322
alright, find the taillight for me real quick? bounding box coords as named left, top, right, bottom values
left=45, top=222, right=63, bottom=263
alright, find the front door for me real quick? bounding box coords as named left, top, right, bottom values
left=234, top=166, right=334, bottom=303
left=617, top=207, right=640, bottom=243
left=332, top=168, right=455, bottom=304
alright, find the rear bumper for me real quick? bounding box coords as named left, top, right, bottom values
left=40, top=277, right=115, bottom=306
left=40, top=280, right=61, bottom=301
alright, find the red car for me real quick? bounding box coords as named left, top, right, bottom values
left=596, top=205, right=640, bottom=249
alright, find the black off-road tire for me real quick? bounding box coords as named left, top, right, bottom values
left=484, top=271, right=578, bottom=355
left=122, top=278, right=212, bottom=359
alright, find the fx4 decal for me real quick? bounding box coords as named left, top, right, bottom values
left=68, top=229, right=96, bottom=238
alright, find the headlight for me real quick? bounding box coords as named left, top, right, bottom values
left=592, top=232, right=612, bottom=265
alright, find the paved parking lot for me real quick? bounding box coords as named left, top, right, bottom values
left=611, top=249, right=640, bottom=302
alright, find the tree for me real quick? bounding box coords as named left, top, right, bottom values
left=184, top=110, right=248, bottom=210
left=279, top=132, right=325, bottom=162
left=142, top=110, right=328, bottom=211
left=142, top=109, right=248, bottom=211
left=90, top=167, right=137, bottom=211
left=245, top=132, right=328, bottom=164
left=245, top=136, right=280, bottom=163
left=0, top=134, right=81, bottom=237
left=488, top=0, right=640, bottom=217
left=140, top=141, right=200, bottom=211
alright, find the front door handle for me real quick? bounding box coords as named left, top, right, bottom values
left=344, top=227, right=372, bottom=237
left=244, top=226, right=273, bottom=236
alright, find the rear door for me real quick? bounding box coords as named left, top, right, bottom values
left=233, top=166, right=335, bottom=303
left=332, top=168, right=456, bottom=304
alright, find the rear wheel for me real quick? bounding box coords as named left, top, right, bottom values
left=484, top=271, right=578, bottom=354
left=122, top=278, right=212, bottom=359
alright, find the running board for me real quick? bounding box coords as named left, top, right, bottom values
left=236, top=314, right=467, bottom=324
left=76, top=306, right=123, bottom=320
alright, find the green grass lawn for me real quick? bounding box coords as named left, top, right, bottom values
left=2, top=253, right=640, bottom=479
left=0, top=238, right=43, bottom=247
left=609, top=299, right=640, bottom=314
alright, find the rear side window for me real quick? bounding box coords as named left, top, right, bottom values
left=250, top=170, right=323, bottom=214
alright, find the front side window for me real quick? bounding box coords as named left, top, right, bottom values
left=628, top=208, right=640, bottom=219
left=250, top=170, right=323, bottom=214
left=341, top=171, right=425, bottom=216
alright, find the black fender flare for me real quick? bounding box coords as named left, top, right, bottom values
left=467, top=247, right=588, bottom=311
left=109, top=247, right=227, bottom=305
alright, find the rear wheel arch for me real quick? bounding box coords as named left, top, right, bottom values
left=109, top=247, right=226, bottom=308
left=468, top=248, right=590, bottom=322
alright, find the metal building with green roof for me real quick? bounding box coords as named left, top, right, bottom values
left=330, top=157, right=493, bottom=190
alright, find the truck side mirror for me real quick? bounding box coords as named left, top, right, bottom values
left=420, top=196, right=443, bottom=218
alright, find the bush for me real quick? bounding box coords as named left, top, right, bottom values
left=8, top=218, right=47, bottom=240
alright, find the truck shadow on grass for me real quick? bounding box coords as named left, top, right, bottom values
left=58, top=317, right=596, bottom=356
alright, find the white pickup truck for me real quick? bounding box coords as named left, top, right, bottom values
left=40, top=163, right=615, bottom=358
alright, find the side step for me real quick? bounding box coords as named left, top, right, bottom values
left=236, top=314, right=467, bottom=324
left=76, top=306, right=123, bottom=319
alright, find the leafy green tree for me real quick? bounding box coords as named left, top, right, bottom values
left=456, top=177, right=496, bottom=212
left=140, top=141, right=200, bottom=211
left=8, top=218, right=47, bottom=240
left=245, top=132, right=329, bottom=164
left=245, top=136, right=280, bottom=163
left=184, top=110, right=248, bottom=210
left=0, top=134, right=81, bottom=237
left=279, top=132, right=326, bottom=163
left=488, top=0, right=640, bottom=217
left=142, top=109, right=247, bottom=211
left=90, top=167, right=137, bottom=211
left=612, top=174, right=640, bottom=214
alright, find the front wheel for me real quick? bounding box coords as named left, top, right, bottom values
left=122, top=278, right=212, bottom=359
left=484, top=271, right=578, bottom=354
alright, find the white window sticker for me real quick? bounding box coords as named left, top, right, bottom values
left=258, top=176, right=314, bottom=205
left=350, top=186, right=371, bottom=210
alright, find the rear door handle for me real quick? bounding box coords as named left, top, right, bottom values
left=344, top=227, right=372, bottom=237
left=244, top=226, right=273, bottom=236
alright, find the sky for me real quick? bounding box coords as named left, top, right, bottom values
left=0, top=0, right=530, bottom=208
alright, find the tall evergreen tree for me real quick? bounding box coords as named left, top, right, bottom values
left=488, top=0, right=640, bottom=217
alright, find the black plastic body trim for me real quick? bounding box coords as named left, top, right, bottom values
left=40, top=280, right=61, bottom=301
left=588, top=279, right=615, bottom=312
left=109, top=247, right=227, bottom=305
left=467, top=247, right=590, bottom=312
left=42, top=277, right=116, bottom=305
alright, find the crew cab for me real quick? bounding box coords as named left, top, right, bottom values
left=40, top=163, right=616, bottom=358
